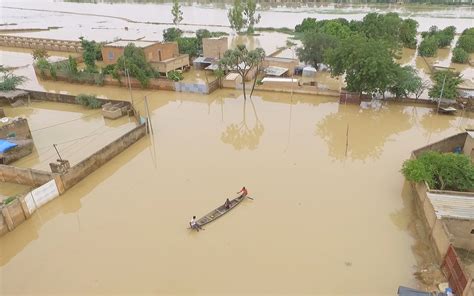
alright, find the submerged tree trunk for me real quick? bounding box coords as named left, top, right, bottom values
left=242, top=76, right=247, bottom=100
left=250, top=65, right=259, bottom=99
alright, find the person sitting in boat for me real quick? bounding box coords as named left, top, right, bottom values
left=190, top=216, right=202, bottom=231
left=237, top=186, right=248, bottom=197
left=224, top=198, right=231, bottom=209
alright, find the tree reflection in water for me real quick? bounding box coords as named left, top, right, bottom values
left=316, top=103, right=412, bottom=161
left=221, top=97, right=264, bottom=150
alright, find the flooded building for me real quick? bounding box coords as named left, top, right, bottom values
left=101, top=40, right=189, bottom=75
left=202, top=37, right=228, bottom=59
left=410, top=131, right=474, bottom=296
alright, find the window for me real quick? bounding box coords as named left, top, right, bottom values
left=157, top=49, right=162, bottom=61
left=108, top=51, right=114, bottom=61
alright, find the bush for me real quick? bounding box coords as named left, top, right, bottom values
left=35, top=58, right=51, bottom=77
left=167, top=70, right=183, bottom=82
left=457, top=33, right=474, bottom=53
left=163, top=27, right=183, bottom=42
left=0, top=66, right=27, bottom=90
left=32, top=48, right=49, bottom=60
left=418, top=36, right=438, bottom=57
left=102, top=64, right=115, bottom=75
left=402, top=151, right=474, bottom=191
left=452, top=47, right=469, bottom=64
left=3, top=196, right=16, bottom=205
left=75, top=94, right=102, bottom=109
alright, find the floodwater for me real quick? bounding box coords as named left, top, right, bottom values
left=1, top=1, right=474, bottom=295
left=0, top=182, right=30, bottom=199
left=1, top=79, right=473, bottom=294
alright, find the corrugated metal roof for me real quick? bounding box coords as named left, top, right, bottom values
left=427, top=192, right=474, bottom=220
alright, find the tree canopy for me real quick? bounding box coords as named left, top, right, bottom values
left=325, top=35, right=397, bottom=96
left=402, top=151, right=474, bottom=191
left=228, top=0, right=261, bottom=34
left=79, top=37, right=102, bottom=72
left=428, top=70, right=463, bottom=100
left=113, top=43, right=157, bottom=87
left=171, top=0, right=183, bottom=27
left=219, top=45, right=265, bottom=100
left=296, top=31, right=339, bottom=68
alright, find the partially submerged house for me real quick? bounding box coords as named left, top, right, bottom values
left=194, top=37, right=229, bottom=71
left=410, top=131, right=474, bottom=296
left=101, top=40, right=189, bottom=75
left=0, top=117, right=34, bottom=164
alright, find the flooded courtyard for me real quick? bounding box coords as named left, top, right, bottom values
left=1, top=0, right=474, bottom=295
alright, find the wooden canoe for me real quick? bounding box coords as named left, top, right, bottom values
left=194, top=194, right=247, bottom=227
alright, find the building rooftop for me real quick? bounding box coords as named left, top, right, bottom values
left=105, top=40, right=157, bottom=48
left=427, top=192, right=474, bottom=220
left=264, top=66, right=288, bottom=77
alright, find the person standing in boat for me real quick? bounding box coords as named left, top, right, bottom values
left=237, top=186, right=248, bottom=198
left=190, top=216, right=202, bottom=231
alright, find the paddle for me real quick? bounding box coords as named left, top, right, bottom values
left=246, top=196, right=254, bottom=200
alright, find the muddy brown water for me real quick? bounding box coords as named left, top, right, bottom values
left=0, top=79, right=473, bottom=294
left=1, top=2, right=474, bottom=294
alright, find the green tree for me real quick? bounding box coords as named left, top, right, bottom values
left=428, top=70, right=462, bottom=100
left=196, top=29, right=212, bottom=49
left=402, top=151, right=474, bottom=191
left=296, top=31, right=339, bottom=68
left=360, top=12, right=402, bottom=48
left=0, top=66, right=27, bottom=90
left=163, top=27, right=183, bottom=42
left=171, top=0, right=183, bottom=27
left=243, top=0, right=260, bottom=34
left=32, top=48, right=49, bottom=60
left=400, top=19, right=418, bottom=49
left=418, top=36, right=438, bottom=57
left=177, top=37, right=199, bottom=58
left=325, top=35, right=397, bottom=96
left=35, top=58, right=51, bottom=77
left=452, top=47, right=469, bottom=64
left=228, top=0, right=245, bottom=33
left=294, top=17, right=317, bottom=33
left=114, top=43, right=157, bottom=87
left=320, top=21, right=351, bottom=40
left=218, top=45, right=265, bottom=100
left=79, top=37, right=102, bottom=71
left=389, top=65, right=422, bottom=98
left=457, top=33, right=474, bottom=53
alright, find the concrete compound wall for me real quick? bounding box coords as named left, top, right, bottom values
left=0, top=34, right=82, bottom=52
left=444, top=219, right=474, bottom=250
left=413, top=132, right=468, bottom=157
left=24, top=89, right=132, bottom=107
left=59, top=123, right=146, bottom=190
left=175, top=82, right=209, bottom=94
left=413, top=181, right=452, bottom=262
left=0, top=164, right=53, bottom=187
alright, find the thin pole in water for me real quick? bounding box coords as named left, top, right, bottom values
left=345, top=124, right=349, bottom=158
left=126, top=68, right=134, bottom=107
left=144, top=96, right=154, bottom=134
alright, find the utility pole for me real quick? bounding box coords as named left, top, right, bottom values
left=125, top=68, right=135, bottom=107
left=144, top=96, right=154, bottom=134
left=436, top=73, right=447, bottom=114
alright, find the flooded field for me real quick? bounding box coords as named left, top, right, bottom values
left=1, top=81, right=473, bottom=294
